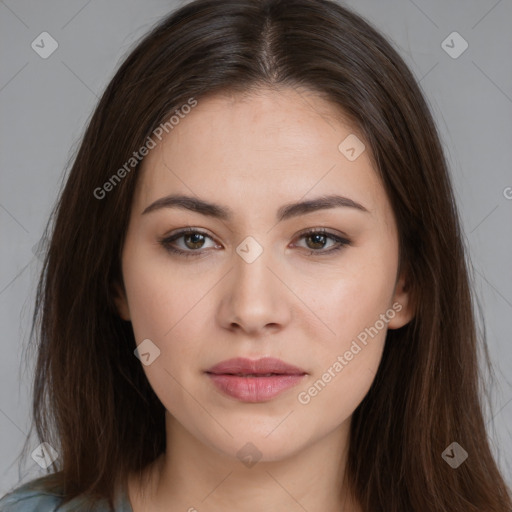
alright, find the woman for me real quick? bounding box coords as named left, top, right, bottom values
left=1, top=0, right=510, bottom=510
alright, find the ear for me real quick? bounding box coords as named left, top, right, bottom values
left=387, top=271, right=415, bottom=329
left=112, top=281, right=131, bottom=321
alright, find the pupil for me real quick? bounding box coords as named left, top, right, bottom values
left=308, top=234, right=325, bottom=249
left=186, top=233, right=204, bottom=249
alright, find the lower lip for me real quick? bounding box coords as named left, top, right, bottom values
left=206, top=373, right=306, bottom=402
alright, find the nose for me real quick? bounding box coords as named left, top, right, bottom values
left=216, top=244, right=292, bottom=336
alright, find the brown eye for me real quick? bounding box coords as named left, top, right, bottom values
left=304, top=233, right=329, bottom=250
left=159, top=227, right=350, bottom=258
left=294, top=229, right=351, bottom=255
left=159, top=228, right=219, bottom=257
left=183, top=232, right=207, bottom=250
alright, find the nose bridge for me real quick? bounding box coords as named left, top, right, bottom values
left=219, top=235, right=289, bottom=332
left=233, top=237, right=278, bottom=306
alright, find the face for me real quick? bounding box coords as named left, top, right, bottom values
left=115, top=87, right=413, bottom=463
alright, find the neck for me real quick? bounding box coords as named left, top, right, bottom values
left=128, top=411, right=361, bottom=512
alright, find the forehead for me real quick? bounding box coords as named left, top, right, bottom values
left=134, top=87, right=386, bottom=218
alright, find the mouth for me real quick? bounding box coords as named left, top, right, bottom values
left=206, top=356, right=307, bottom=376
left=211, top=373, right=297, bottom=377
left=205, top=357, right=307, bottom=402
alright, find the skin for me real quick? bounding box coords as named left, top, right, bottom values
left=115, top=86, right=414, bottom=512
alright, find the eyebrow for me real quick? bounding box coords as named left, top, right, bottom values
left=141, top=193, right=369, bottom=221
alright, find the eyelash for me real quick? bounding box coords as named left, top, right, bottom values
left=158, top=227, right=351, bottom=258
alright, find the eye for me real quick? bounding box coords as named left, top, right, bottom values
left=159, top=228, right=219, bottom=258
left=292, top=228, right=351, bottom=256
left=158, top=227, right=351, bottom=258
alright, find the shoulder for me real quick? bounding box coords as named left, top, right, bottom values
left=0, top=475, right=131, bottom=512
left=0, top=477, right=63, bottom=511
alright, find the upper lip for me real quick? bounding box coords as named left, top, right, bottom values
left=206, top=357, right=307, bottom=375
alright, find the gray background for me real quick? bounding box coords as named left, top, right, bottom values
left=1, top=0, right=511, bottom=496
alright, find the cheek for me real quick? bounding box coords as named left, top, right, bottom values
left=296, top=351, right=381, bottom=435
left=293, top=242, right=397, bottom=410
left=122, top=241, right=199, bottom=340
left=121, top=244, right=212, bottom=385
left=322, top=274, right=394, bottom=342
left=302, top=244, right=398, bottom=348
left=295, top=279, right=391, bottom=427
left=122, top=251, right=205, bottom=414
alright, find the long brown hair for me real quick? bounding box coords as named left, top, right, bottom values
left=13, top=0, right=511, bottom=510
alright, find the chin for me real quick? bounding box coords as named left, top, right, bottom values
left=207, top=431, right=306, bottom=466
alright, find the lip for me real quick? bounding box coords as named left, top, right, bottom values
left=206, top=357, right=307, bottom=375
left=205, top=357, right=307, bottom=403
